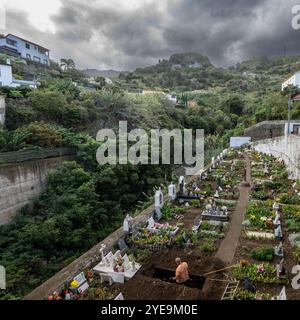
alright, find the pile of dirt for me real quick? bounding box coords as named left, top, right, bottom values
left=119, top=248, right=227, bottom=300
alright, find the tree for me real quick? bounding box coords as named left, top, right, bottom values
left=60, top=58, right=76, bottom=70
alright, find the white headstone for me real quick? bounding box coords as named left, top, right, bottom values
left=115, top=293, right=125, bottom=300
left=168, top=183, right=176, bottom=201
left=148, top=217, right=155, bottom=228
left=277, top=286, right=287, bottom=300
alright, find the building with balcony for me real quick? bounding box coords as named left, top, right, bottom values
left=0, top=34, right=50, bottom=66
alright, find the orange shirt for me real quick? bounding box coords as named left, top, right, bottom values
left=175, top=262, right=189, bottom=283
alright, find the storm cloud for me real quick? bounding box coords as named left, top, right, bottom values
left=3, top=0, right=300, bottom=70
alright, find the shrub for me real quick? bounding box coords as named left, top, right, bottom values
left=16, top=122, right=64, bottom=148
left=280, top=194, right=300, bottom=205
left=251, top=246, right=274, bottom=261
left=200, top=240, right=216, bottom=253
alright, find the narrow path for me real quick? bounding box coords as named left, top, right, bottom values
left=215, top=154, right=252, bottom=264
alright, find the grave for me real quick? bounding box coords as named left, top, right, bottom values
left=152, top=265, right=206, bottom=289
left=177, top=176, right=201, bottom=201
left=202, top=203, right=229, bottom=222
left=276, top=259, right=286, bottom=279
left=168, top=183, right=176, bottom=201
left=274, top=242, right=284, bottom=258
left=275, top=225, right=283, bottom=241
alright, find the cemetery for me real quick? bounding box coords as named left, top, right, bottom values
left=44, top=149, right=300, bottom=300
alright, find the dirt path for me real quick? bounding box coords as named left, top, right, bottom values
left=215, top=153, right=252, bottom=264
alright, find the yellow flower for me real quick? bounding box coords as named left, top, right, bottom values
left=70, top=280, right=79, bottom=288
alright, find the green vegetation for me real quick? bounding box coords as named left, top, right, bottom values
left=1, top=52, right=300, bottom=300
left=251, top=246, right=274, bottom=261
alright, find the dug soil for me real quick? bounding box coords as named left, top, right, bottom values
left=116, top=248, right=226, bottom=300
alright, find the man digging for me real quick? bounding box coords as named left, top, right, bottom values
left=173, top=257, right=190, bottom=284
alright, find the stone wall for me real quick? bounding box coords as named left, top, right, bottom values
left=252, top=135, right=300, bottom=180
left=0, top=155, right=73, bottom=225
left=0, top=96, right=5, bottom=126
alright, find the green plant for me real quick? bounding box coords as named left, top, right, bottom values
left=161, top=204, right=174, bottom=220
left=200, top=239, right=216, bottom=253
left=251, top=246, right=274, bottom=261
left=294, top=246, right=300, bottom=262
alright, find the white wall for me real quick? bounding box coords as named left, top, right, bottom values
left=252, top=135, right=300, bottom=180
left=0, top=96, right=5, bottom=126
left=0, top=64, right=13, bottom=86
left=282, top=72, right=300, bottom=90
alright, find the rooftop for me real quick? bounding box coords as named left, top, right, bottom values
left=0, top=33, right=49, bottom=51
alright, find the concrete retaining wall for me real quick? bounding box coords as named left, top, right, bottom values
left=0, top=155, right=73, bottom=225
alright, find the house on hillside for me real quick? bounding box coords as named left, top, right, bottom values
left=0, top=34, right=50, bottom=66
left=0, top=63, right=36, bottom=88
left=282, top=72, right=300, bottom=91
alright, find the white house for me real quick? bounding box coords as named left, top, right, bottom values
left=0, top=64, right=36, bottom=88
left=0, top=34, right=50, bottom=66
left=282, top=72, right=300, bottom=91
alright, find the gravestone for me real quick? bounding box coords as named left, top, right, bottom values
left=99, top=244, right=107, bottom=262
left=147, top=217, right=155, bottom=228
left=118, top=238, right=128, bottom=254
left=275, top=225, right=283, bottom=240
left=276, top=259, right=286, bottom=279
left=211, top=157, right=215, bottom=168
left=274, top=242, right=284, bottom=258
left=114, top=293, right=125, bottom=300
left=123, top=214, right=133, bottom=233
left=277, top=286, right=287, bottom=300
left=179, top=176, right=186, bottom=194
left=168, top=183, right=176, bottom=201
left=154, top=188, right=164, bottom=220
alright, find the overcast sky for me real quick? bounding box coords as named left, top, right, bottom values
left=0, top=0, right=300, bottom=70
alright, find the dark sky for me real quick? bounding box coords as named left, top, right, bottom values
left=3, top=0, right=300, bottom=70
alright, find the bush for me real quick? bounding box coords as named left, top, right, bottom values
left=16, top=122, right=64, bottom=148
left=251, top=246, right=274, bottom=261
left=200, top=239, right=216, bottom=253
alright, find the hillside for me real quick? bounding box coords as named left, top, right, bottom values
left=82, top=69, right=121, bottom=79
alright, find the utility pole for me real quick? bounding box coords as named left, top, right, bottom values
left=287, top=86, right=292, bottom=136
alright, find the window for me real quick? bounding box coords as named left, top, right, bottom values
left=26, top=54, right=31, bottom=60
left=34, top=46, right=37, bottom=50
left=33, top=56, right=40, bottom=63
left=6, top=39, right=16, bottom=46
left=25, top=43, right=30, bottom=49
